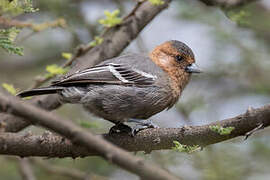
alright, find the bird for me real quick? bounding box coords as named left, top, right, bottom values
left=17, top=40, right=201, bottom=136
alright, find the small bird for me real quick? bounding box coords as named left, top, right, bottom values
left=18, top=40, right=201, bottom=135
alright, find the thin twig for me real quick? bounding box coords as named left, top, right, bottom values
left=18, top=158, right=36, bottom=180
left=30, top=158, right=107, bottom=180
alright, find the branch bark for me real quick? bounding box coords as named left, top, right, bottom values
left=0, top=0, right=172, bottom=133
left=0, top=93, right=179, bottom=180
left=0, top=105, right=269, bottom=157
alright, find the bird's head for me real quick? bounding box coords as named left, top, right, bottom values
left=150, top=40, right=201, bottom=75
left=150, top=40, right=201, bottom=94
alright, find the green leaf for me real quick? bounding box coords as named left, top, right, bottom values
left=209, top=125, right=235, bottom=135
left=22, top=0, right=39, bottom=13
left=45, top=64, right=68, bottom=78
left=2, top=83, right=18, bottom=95
left=0, top=0, right=38, bottom=16
left=98, top=9, right=122, bottom=28
left=172, top=141, right=200, bottom=153
left=148, top=0, right=165, bottom=6
left=225, top=9, right=250, bottom=26
left=0, top=28, right=24, bottom=56
left=61, top=52, right=72, bottom=60
left=89, top=36, right=103, bottom=47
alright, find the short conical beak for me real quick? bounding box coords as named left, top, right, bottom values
left=185, top=63, right=202, bottom=73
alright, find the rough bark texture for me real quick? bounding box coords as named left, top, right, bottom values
left=0, top=105, right=269, bottom=157
left=0, top=93, right=179, bottom=180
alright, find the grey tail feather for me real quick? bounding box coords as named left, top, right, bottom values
left=17, top=86, right=64, bottom=98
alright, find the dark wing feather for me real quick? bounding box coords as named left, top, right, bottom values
left=52, top=63, right=156, bottom=87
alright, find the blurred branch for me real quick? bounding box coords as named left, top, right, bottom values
left=0, top=16, right=66, bottom=31
left=199, top=0, right=258, bottom=8
left=30, top=158, right=107, bottom=180
left=18, top=158, right=36, bottom=180
left=0, top=104, right=269, bottom=157
left=0, top=93, right=180, bottom=180
left=0, top=0, right=172, bottom=133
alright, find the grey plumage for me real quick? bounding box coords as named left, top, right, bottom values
left=18, top=54, right=175, bottom=124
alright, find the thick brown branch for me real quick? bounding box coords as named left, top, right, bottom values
left=0, top=0, right=172, bottom=133
left=0, top=105, right=269, bottom=157
left=0, top=93, right=179, bottom=180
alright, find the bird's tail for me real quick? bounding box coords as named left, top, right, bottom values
left=17, top=86, right=64, bottom=98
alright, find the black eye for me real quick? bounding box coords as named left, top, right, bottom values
left=176, top=55, right=183, bottom=62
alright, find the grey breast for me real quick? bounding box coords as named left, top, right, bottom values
left=79, top=54, right=174, bottom=123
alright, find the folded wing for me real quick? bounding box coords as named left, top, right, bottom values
left=52, top=63, right=157, bottom=87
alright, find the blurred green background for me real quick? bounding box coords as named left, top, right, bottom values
left=0, top=0, right=270, bottom=179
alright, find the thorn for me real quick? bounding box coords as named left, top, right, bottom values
left=244, top=123, right=264, bottom=140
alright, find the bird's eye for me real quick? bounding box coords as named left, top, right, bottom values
left=176, top=55, right=183, bottom=62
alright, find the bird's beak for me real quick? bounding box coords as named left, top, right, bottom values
left=185, top=63, right=201, bottom=73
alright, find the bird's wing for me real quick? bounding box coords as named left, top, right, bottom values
left=52, top=63, right=157, bottom=87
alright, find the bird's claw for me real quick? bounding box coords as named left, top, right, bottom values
left=109, top=120, right=159, bottom=137
left=109, top=123, right=132, bottom=135
left=130, top=120, right=159, bottom=137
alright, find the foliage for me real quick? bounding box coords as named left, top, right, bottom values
left=225, top=9, right=250, bottom=26
left=0, top=28, right=23, bottom=55
left=2, top=83, right=17, bottom=95
left=172, top=141, right=200, bottom=153
left=0, top=0, right=38, bottom=16
left=89, top=36, right=103, bottom=47
left=45, top=64, right=68, bottom=78
left=61, top=52, right=72, bottom=60
left=0, top=0, right=38, bottom=55
left=209, top=125, right=235, bottom=135
left=148, top=0, right=165, bottom=6
left=98, top=10, right=122, bottom=28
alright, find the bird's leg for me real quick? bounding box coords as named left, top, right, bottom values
left=127, top=119, right=159, bottom=136
left=109, top=122, right=132, bottom=135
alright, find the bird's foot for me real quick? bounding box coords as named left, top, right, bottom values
left=109, top=120, right=159, bottom=137
left=109, top=123, right=132, bottom=135
left=128, top=119, right=159, bottom=137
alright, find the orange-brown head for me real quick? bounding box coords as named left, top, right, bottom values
left=149, top=40, right=201, bottom=98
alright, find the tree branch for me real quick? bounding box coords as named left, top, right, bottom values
left=199, top=0, right=258, bottom=8
left=0, top=93, right=179, bottom=180
left=0, top=105, right=269, bottom=157
left=0, top=0, right=172, bottom=133
left=17, top=158, right=36, bottom=180
left=30, top=158, right=107, bottom=180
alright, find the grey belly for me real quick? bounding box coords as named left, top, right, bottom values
left=76, top=85, right=171, bottom=123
